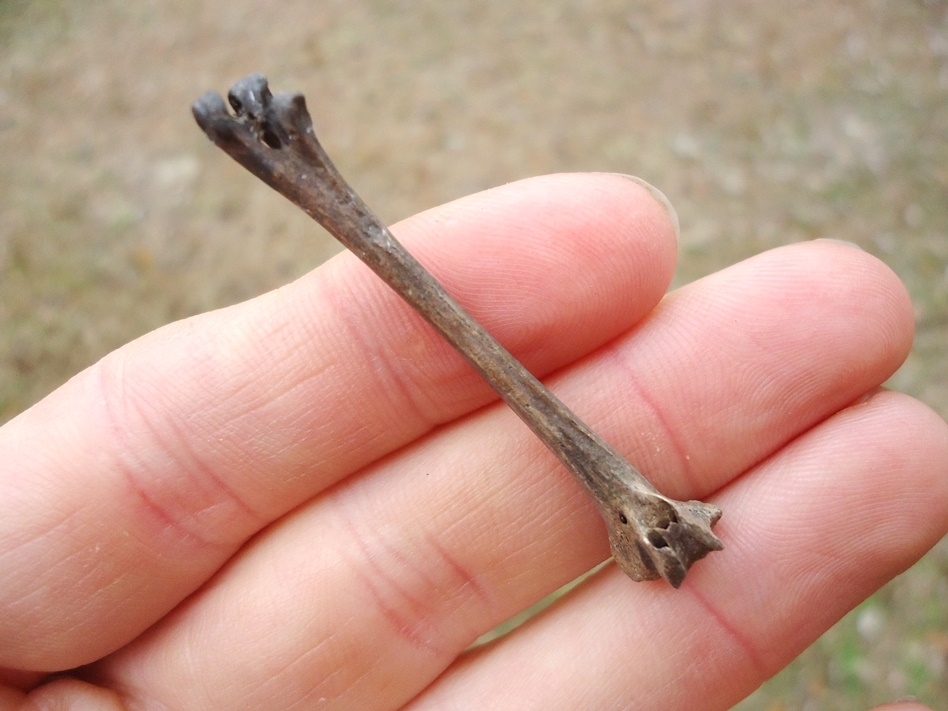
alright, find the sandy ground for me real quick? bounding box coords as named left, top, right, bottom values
left=1, top=1, right=946, bottom=707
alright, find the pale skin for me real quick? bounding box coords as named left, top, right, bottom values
left=1, top=174, right=946, bottom=710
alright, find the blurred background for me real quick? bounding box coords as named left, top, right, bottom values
left=1, top=1, right=946, bottom=707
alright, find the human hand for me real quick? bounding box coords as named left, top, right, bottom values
left=2, top=174, right=946, bottom=710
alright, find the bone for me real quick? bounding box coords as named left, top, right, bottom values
left=192, top=74, right=722, bottom=587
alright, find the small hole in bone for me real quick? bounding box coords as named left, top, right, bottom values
left=647, top=531, right=669, bottom=549
left=262, top=129, right=282, bottom=149
left=658, top=507, right=679, bottom=529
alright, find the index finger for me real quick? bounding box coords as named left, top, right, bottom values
left=0, top=173, right=679, bottom=672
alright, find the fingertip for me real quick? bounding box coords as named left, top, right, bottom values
left=822, top=238, right=917, bottom=371
left=739, top=239, right=916, bottom=379
left=612, top=174, right=680, bottom=244
left=18, top=678, right=126, bottom=710
left=810, top=237, right=915, bottom=337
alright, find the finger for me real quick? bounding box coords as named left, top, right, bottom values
left=90, top=242, right=920, bottom=710
left=0, top=173, right=677, bottom=671
left=17, top=679, right=125, bottom=711
left=408, top=392, right=948, bottom=710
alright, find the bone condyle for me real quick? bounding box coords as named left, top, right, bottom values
left=192, top=74, right=722, bottom=588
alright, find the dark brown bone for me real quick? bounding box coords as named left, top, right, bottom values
left=192, top=74, right=722, bottom=587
